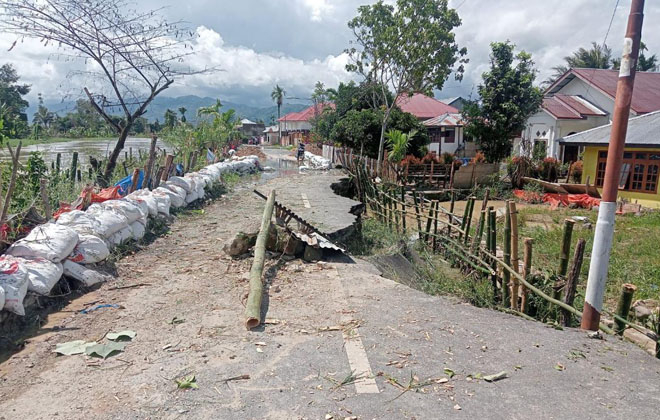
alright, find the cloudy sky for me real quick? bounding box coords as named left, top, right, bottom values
left=1, top=0, right=659, bottom=108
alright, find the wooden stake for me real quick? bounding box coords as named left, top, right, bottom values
left=425, top=201, right=436, bottom=243
left=245, top=190, right=276, bottom=330
left=144, top=134, right=158, bottom=190
left=161, top=154, right=174, bottom=181
left=39, top=178, right=51, bottom=220
left=521, top=238, right=533, bottom=313
left=614, top=283, right=637, bottom=335
left=509, top=201, right=520, bottom=310
left=129, top=168, right=141, bottom=193
left=561, top=238, right=585, bottom=326
left=55, top=152, right=61, bottom=174
left=70, top=151, right=79, bottom=183
left=154, top=166, right=164, bottom=188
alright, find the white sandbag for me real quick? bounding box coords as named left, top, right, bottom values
left=86, top=205, right=129, bottom=237
left=185, top=190, right=199, bottom=204
left=0, top=255, right=29, bottom=315
left=118, top=225, right=133, bottom=244
left=16, top=256, right=63, bottom=296
left=0, top=286, right=4, bottom=311
left=68, top=234, right=110, bottom=264
left=62, top=260, right=110, bottom=287
left=151, top=190, right=171, bottom=215
left=108, top=231, right=123, bottom=247
left=304, top=151, right=331, bottom=169
left=6, top=223, right=79, bottom=263
left=103, top=199, right=144, bottom=223
left=130, top=220, right=146, bottom=240
left=167, top=176, right=193, bottom=193
left=127, top=191, right=158, bottom=217
left=56, top=210, right=102, bottom=236
left=157, top=185, right=186, bottom=208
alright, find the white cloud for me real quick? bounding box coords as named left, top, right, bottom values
left=298, top=0, right=335, bottom=22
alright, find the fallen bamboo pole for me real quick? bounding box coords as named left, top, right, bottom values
left=245, top=190, right=276, bottom=330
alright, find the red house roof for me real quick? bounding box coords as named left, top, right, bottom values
left=395, top=93, right=459, bottom=119
left=546, top=68, right=660, bottom=114
left=279, top=103, right=335, bottom=122
left=542, top=94, right=607, bottom=120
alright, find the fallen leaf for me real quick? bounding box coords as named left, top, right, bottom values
left=175, top=374, right=199, bottom=389
left=53, top=340, right=97, bottom=356
left=555, top=363, right=565, bottom=371
left=85, top=342, right=126, bottom=359
left=444, top=368, right=455, bottom=378
left=168, top=317, right=185, bottom=325
left=106, top=330, right=137, bottom=341
left=483, top=371, right=508, bottom=382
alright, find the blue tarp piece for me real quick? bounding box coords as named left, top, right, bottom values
left=114, top=170, right=144, bottom=196
left=175, top=163, right=184, bottom=176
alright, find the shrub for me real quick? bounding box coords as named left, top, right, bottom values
left=538, top=157, right=560, bottom=182
left=507, top=156, right=534, bottom=188
left=441, top=151, right=455, bottom=164
left=470, top=151, right=486, bottom=164
left=570, top=160, right=583, bottom=183
left=421, top=152, right=440, bottom=164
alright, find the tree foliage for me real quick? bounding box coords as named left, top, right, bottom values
left=345, top=0, right=466, bottom=168
left=612, top=42, right=658, bottom=72
left=462, top=41, right=543, bottom=163
left=0, top=63, right=30, bottom=138
left=0, top=0, right=211, bottom=185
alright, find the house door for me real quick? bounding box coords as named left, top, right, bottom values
left=563, top=145, right=579, bottom=163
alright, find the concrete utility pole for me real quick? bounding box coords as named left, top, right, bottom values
left=581, top=0, right=645, bottom=331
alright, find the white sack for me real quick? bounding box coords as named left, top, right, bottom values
left=68, top=234, right=110, bottom=264
left=86, top=205, right=129, bottom=237
left=151, top=190, right=171, bottom=215
left=16, top=256, right=63, bottom=296
left=62, top=260, right=110, bottom=287
left=103, top=199, right=144, bottom=223
left=130, top=220, right=146, bottom=240
left=6, top=223, right=79, bottom=263
left=127, top=191, right=158, bottom=217
left=0, top=286, right=5, bottom=312
left=56, top=210, right=102, bottom=236
left=167, top=176, right=193, bottom=193
left=0, top=255, right=29, bottom=315
left=156, top=185, right=185, bottom=208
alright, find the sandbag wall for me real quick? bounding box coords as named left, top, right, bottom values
left=0, top=156, right=261, bottom=316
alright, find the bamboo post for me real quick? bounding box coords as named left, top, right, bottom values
left=509, top=201, right=520, bottom=310
left=521, top=238, right=533, bottom=313
left=39, top=178, right=51, bottom=220
left=76, top=169, right=82, bottom=182
left=392, top=188, right=400, bottom=233
left=433, top=199, right=439, bottom=251
left=70, top=151, right=79, bottom=183
left=412, top=190, right=423, bottom=234
left=0, top=142, right=22, bottom=226
left=459, top=197, right=470, bottom=241
left=448, top=190, right=456, bottom=237
left=161, top=154, right=174, bottom=181
left=614, top=283, right=637, bottom=335
left=463, top=197, right=475, bottom=245
left=400, top=186, right=407, bottom=233
left=488, top=208, right=498, bottom=300
left=503, top=202, right=511, bottom=305
left=144, top=134, right=158, bottom=190
left=122, top=161, right=129, bottom=177
left=185, top=151, right=193, bottom=172
left=245, top=190, right=276, bottom=330
left=191, top=151, right=199, bottom=170
left=129, top=168, right=141, bottom=193
left=424, top=201, right=436, bottom=243
left=559, top=219, right=576, bottom=277
left=561, top=238, right=586, bottom=326
left=56, top=153, right=61, bottom=174
left=471, top=209, right=487, bottom=253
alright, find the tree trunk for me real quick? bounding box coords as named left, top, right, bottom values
left=101, top=127, right=130, bottom=186
left=277, top=104, right=281, bottom=145
left=377, top=107, right=392, bottom=176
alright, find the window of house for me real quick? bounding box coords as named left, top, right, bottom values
left=595, top=149, right=660, bottom=194
left=444, top=128, right=455, bottom=143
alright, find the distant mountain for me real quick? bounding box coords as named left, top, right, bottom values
left=29, top=95, right=309, bottom=125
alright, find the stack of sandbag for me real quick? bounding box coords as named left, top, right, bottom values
left=0, top=255, right=29, bottom=315
left=304, top=151, right=332, bottom=170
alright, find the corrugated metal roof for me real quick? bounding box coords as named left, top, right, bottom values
left=548, top=68, right=660, bottom=114
left=395, top=93, right=458, bottom=119
left=422, top=113, right=464, bottom=127
left=542, top=95, right=607, bottom=119
left=278, top=103, right=335, bottom=122
left=543, top=96, right=583, bottom=119
left=559, top=109, right=660, bottom=146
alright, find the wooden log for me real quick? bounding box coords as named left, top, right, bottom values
left=129, top=168, right=141, bottom=193
left=558, top=219, right=576, bottom=277
left=40, top=178, right=51, bottom=220
left=509, top=201, right=520, bottom=310
left=0, top=142, right=22, bottom=226
left=521, top=238, right=533, bottom=313
left=614, top=283, right=637, bottom=335
left=245, top=190, right=276, bottom=330
left=144, top=135, right=158, bottom=190
left=561, top=238, right=585, bottom=326
left=503, top=201, right=511, bottom=306
left=70, top=151, right=79, bottom=183
left=161, top=154, right=174, bottom=181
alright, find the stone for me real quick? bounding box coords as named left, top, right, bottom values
left=632, top=299, right=659, bottom=322
left=303, top=245, right=322, bottom=262
left=223, top=232, right=257, bottom=257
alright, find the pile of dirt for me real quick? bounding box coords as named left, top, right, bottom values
left=236, top=145, right=267, bottom=160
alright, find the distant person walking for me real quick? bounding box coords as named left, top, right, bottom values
left=296, top=142, right=305, bottom=165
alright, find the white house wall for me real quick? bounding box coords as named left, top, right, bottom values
left=429, top=127, right=465, bottom=155
left=558, top=77, right=619, bottom=117
left=518, top=111, right=557, bottom=157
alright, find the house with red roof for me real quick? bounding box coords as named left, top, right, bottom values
left=277, top=102, right=334, bottom=146
left=518, top=68, right=660, bottom=162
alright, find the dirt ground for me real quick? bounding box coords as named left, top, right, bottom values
left=1, top=172, right=659, bottom=420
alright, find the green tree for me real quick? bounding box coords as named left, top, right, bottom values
left=385, top=129, right=414, bottom=163
left=0, top=63, right=30, bottom=137
left=345, top=0, right=466, bottom=171
left=32, top=93, right=54, bottom=138
left=164, top=109, right=178, bottom=129
left=462, top=41, right=543, bottom=163
left=545, top=42, right=613, bottom=85
left=178, top=106, right=187, bottom=123
left=270, top=85, right=285, bottom=143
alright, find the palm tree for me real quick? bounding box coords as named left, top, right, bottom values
left=271, top=84, right=285, bottom=144
left=612, top=42, right=658, bottom=72
left=197, top=99, right=222, bottom=119
left=544, top=42, right=613, bottom=86
left=178, top=106, right=187, bottom=123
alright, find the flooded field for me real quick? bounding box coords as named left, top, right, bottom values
left=0, top=137, right=172, bottom=167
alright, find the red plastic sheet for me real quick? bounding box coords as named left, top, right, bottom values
left=53, top=186, right=123, bottom=219
left=514, top=190, right=601, bottom=210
